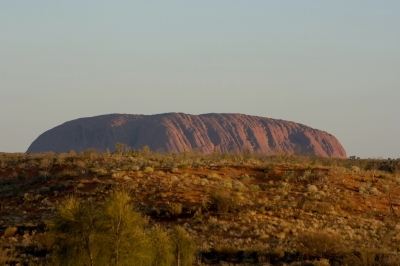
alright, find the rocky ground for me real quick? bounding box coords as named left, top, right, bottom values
left=0, top=151, right=400, bottom=265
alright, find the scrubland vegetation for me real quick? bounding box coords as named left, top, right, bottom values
left=0, top=147, right=400, bottom=265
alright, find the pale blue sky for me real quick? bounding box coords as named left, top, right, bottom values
left=1, top=1, right=399, bottom=158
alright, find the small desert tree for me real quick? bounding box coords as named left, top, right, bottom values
left=383, top=185, right=398, bottom=217
left=171, top=226, right=195, bottom=266
left=103, top=189, right=153, bottom=266
left=115, top=143, right=124, bottom=155
left=48, top=196, right=107, bottom=266
left=150, top=225, right=174, bottom=266
left=39, top=156, right=54, bottom=181
left=49, top=190, right=155, bottom=266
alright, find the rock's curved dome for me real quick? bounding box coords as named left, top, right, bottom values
left=27, top=113, right=346, bottom=158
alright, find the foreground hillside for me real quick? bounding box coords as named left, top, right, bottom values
left=27, top=113, right=347, bottom=158
left=0, top=150, right=399, bottom=265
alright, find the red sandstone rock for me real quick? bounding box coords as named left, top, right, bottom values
left=26, top=113, right=347, bottom=158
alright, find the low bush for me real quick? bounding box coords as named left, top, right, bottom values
left=3, top=226, right=17, bottom=238
left=297, top=171, right=328, bottom=185
left=207, top=172, right=222, bottom=180
left=263, top=163, right=276, bottom=174
left=343, top=249, right=400, bottom=266
left=171, top=167, right=179, bottom=173
left=213, top=243, right=240, bottom=262
left=0, top=247, right=20, bottom=265
left=167, top=203, right=183, bottom=217
left=143, top=166, right=154, bottom=173
left=209, top=190, right=241, bottom=214
left=303, top=201, right=333, bottom=214
left=297, top=230, right=345, bottom=260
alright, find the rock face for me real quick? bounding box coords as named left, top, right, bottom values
left=26, top=113, right=347, bottom=158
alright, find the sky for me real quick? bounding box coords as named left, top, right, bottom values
left=1, top=1, right=399, bottom=158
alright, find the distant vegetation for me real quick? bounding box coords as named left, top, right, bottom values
left=0, top=147, right=399, bottom=265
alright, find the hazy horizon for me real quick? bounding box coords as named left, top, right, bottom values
left=1, top=1, right=399, bottom=158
